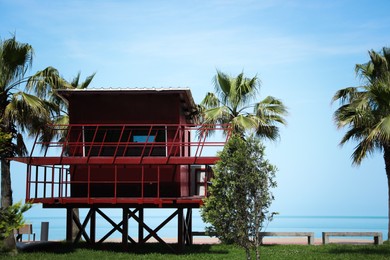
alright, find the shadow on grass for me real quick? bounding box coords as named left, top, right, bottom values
left=16, top=241, right=229, bottom=255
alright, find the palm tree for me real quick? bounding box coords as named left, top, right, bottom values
left=0, top=36, right=59, bottom=252
left=332, top=47, right=390, bottom=239
left=0, top=36, right=94, bottom=248
left=0, top=36, right=57, bottom=208
left=199, top=70, right=287, bottom=139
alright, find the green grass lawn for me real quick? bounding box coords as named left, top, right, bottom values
left=2, top=242, right=390, bottom=259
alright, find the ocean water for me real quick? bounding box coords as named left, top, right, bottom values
left=23, top=210, right=388, bottom=241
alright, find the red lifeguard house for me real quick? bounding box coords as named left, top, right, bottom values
left=12, top=88, right=229, bottom=251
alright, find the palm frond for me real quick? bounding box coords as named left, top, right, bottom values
left=233, top=73, right=259, bottom=108
left=214, top=70, right=231, bottom=100
left=1, top=36, right=33, bottom=81
left=333, top=104, right=359, bottom=128
left=77, top=72, right=96, bottom=89
left=255, top=96, right=288, bottom=126
left=365, top=115, right=390, bottom=144
left=201, top=92, right=220, bottom=108
left=54, top=114, right=70, bottom=126
left=255, top=124, right=279, bottom=141
left=355, top=63, right=374, bottom=83
left=339, top=126, right=366, bottom=146
left=5, top=91, right=51, bottom=133
left=26, top=66, right=69, bottom=99
left=231, top=115, right=258, bottom=134
left=203, top=106, right=230, bottom=124
left=71, top=72, right=81, bottom=88
left=351, top=137, right=378, bottom=165
left=331, top=87, right=360, bottom=104
left=15, top=133, right=28, bottom=156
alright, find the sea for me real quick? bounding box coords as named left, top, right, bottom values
left=23, top=209, right=388, bottom=241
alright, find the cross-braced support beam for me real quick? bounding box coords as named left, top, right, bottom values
left=65, top=207, right=194, bottom=253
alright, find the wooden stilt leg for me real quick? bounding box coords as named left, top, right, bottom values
left=178, top=208, right=184, bottom=251
left=66, top=207, right=73, bottom=242
left=186, top=208, right=193, bottom=245
left=122, top=208, right=128, bottom=248
left=138, top=208, right=144, bottom=244
left=90, top=208, right=96, bottom=244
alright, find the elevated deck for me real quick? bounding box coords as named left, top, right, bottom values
left=13, top=156, right=219, bottom=165
left=37, top=197, right=205, bottom=208
left=14, top=123, right=230, bottom=207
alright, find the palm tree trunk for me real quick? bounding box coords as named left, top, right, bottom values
left=1, top=158, right=12, bottom=207
left=0, top=233, right=16, bottom=255
left=72, top=208, right=80, bottom=240
left=383, top=146, right=390, bottom=240
left=387, top=171, right=390, bottom=241
left=1, top=158, right=16, bottom=253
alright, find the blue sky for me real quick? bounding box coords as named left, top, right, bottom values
left=1, top=0, right=390, bottom=217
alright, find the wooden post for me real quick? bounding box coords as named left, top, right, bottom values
left=186, top=208, right=193, bottom=245
left=138, top=208, right=144, bottom=244
left=66, top=207, right=73, bottom=242
left=122, top=208, right=128, bottom=248
left=90, top=208, right=96, bottom=244
left=178, top=208, right=184, bottom=251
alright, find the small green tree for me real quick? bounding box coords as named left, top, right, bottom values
left=201, top=135, right=277, bottom=260
left=0, top=201, right=31, bottom=254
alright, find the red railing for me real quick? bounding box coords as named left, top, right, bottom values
left=24, top=124, right=230, bottom=205
left=25, top=164, right=212, bottom=205
left=29, top=123, right=231, bottom=161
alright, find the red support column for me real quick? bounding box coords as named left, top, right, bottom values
left=25, top=164, right=31, bottom=201
left=43, top=166, right=47, bottom=198
left=35, top=166, right=38, bottom=198
left=51, top=167, right=55, bottom=198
